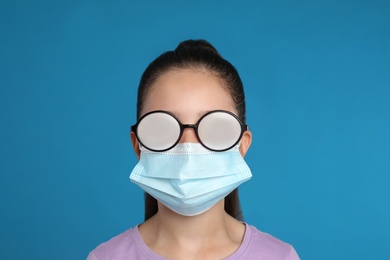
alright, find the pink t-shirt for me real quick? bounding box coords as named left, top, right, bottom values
left=87, top=223, right=299, bottom=259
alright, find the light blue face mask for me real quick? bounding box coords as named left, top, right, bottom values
left=129, top=143, right=252, bottom=216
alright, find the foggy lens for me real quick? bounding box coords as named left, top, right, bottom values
left=198, top=112, right=241, bottom=151
left=137, top=112, right=180, bottom=151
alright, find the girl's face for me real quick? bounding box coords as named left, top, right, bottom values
left=131, top=68, right=251, bottom=156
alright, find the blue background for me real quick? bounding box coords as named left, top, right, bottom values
left=1, top=0, right=389, bottom=259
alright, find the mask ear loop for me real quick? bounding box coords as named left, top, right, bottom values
left=138, top=142, right=145, bottom=151
left=236, top=125, right=249, bottom=149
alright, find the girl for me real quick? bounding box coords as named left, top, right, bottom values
left=88, top=39, right=299, bottom=260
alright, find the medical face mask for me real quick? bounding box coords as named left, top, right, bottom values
left=129, top=143, right=252, bottom=216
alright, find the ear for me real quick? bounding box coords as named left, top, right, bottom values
left=130, top=131, right=141, bottom=160
left=239, top=130, right=252, bottom=157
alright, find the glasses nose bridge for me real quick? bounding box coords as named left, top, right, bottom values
left=178, top=123, right=200, bottom=144
left=180, top=123, right=199, bottom=139
left=181, top=123, right=198, bottom=132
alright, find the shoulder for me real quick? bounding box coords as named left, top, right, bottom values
left=236, top=224, right=300, bottom=260
left=87, top=226, right=147, bottom=260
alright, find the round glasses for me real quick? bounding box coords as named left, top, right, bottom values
left=131, top=110, right=248, bottom=152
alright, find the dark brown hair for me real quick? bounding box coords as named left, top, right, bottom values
left=135, top=39, right=247, bottom=221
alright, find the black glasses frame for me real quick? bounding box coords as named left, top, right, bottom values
left=131, top=110, right=248, bottom=152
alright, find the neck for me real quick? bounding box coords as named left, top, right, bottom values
left=140, top=199, right=243, bottom=245
left=156, top=200, right=227, bottom=241
left=138, top=200, right=246, bottom=258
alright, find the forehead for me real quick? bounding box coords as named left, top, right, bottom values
left=141, top=68, right=236, bottom=119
